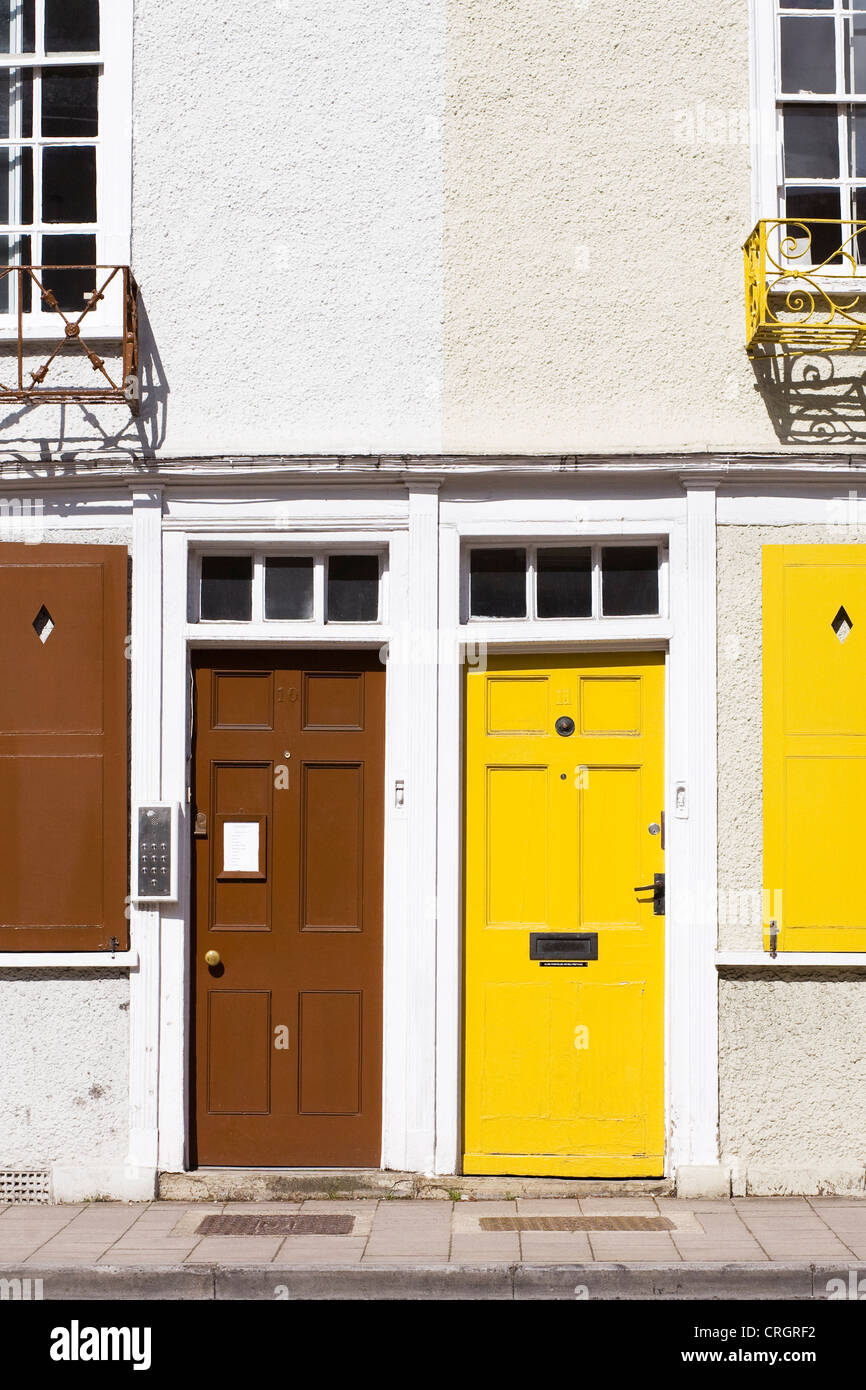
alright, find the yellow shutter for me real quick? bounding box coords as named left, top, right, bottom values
left=764, top=544, right=866, bottom=952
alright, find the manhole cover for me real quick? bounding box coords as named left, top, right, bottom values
left=479, top=1215, right=674, bottom=1233
left=196, top=1214, right=354, bottom=1237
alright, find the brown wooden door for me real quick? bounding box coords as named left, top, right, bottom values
left=192, top=651, right=385, bottom=1167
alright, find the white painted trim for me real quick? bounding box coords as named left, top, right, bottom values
left=438, top=505, right=688, bottom=1179
left=96, top=0, right=133, bottom=269
left=718, top=487, right=866, bottom=524
left=398, top=484, right=439, bottom=1171
left=717, top=951, right=866, bottom=967
left=670, top=483, right=719, bottom=1172
left=0, top=951, right=138, bottom=968
left=379, top=527, right=409, bottom=1171
left=750, top=0, right=779, bottom=222
left=434, top=521, right=462, bottom=1175
left=52, top=1161, right=156, bottom=1203
left=126, top=487, right=163, bottom=1177
left=157, top=530, right=191, bottom=1174
left=159, top=516, right=422, bottom=1176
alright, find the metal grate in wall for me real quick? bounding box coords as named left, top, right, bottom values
left=0, top=1170, right=51, bottom=1205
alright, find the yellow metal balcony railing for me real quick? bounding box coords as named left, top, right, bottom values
left=745, top=220, right=866, bottom=355
left=0, top=265, right=139, bottom=414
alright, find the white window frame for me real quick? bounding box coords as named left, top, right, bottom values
left=190, top=544, right=389, bottom=634
left=752, top=0, right=866, bottom=226
left=461, top=538, right=669, bottom=628
left=0, top=0, right=132, bottom=340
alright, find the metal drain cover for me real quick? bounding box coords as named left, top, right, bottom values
left=479, top=1215, right=674, bottom=1233
left=196, top=1213, right=354, bottom=1237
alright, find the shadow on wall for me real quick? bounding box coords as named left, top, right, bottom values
left=0, top=293, right=169, bottom=466
left=752, top=349, right=866, bottom=445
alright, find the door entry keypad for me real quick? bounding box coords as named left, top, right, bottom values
left=137, top=806, right=172, bottom=898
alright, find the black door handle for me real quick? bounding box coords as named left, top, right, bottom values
left=634, top=873, right=665, bottom=916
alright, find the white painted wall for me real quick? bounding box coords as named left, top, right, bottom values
left=0, top=970, right=129, bottom=1168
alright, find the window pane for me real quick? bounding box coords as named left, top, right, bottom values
left=780, top=17, right=836, bottom=93
left=45, top=0, right=99, bottom=53
left=849, top=15, right=866, bottom=92
left=601, top=547, right=659, bottom=617
left=469, top=548, right=526, bottom=619
left=0, top=68, right=33, bottom=138
left=0, top=233, right=31, bottom=313
left=536, top=547, right=592, bottom=619
left=784, top=186, right=843, bottom=264
left=851, top=107, right=866, bottom=175
left=42, top=66, right=98, bottom=137
left=40, top=232, right=94, bottom=309
left=327, top=555, right=379, bottom=622
left=264, top=557, right=314, bottom=620
left=200, top=556, right=252, bottom=622
left=853, top=187, right=866, bottom=261
left=42, top=146, right=96, bottom=222
left=782, top=1, right=832, bottom=8
left=0, top=147, right=33, bottom=224
left=783, top=103, right=839, bottom=178
left=0, top=1, right=36, bottom=53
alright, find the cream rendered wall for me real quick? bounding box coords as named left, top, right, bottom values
left=443, top=0, right=773, bottom=453
left=718, top=522, right=866, bottom=1192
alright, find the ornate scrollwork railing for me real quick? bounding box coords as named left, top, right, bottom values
left=0, top=265, right=139, bottom=414
left=744, top=220, right=866, bottom=355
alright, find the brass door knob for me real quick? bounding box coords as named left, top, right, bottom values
left=204, top=950, right=221, bottom=967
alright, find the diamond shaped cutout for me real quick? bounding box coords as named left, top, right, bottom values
left=32, top=605, right=54, bottom=644
left=832, top=605, right=853, bottom=645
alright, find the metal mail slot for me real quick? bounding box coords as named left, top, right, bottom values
left=530, top=932, right=598, bottom=962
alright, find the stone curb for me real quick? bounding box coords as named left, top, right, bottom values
left=3, top=1261, right=857, bottom=1300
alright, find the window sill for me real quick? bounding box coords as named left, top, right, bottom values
left=716, top=950, right=866, bottom=967
left=0, top=950, right=138, bottom=968
left=0, top=318, right=125, bottom=343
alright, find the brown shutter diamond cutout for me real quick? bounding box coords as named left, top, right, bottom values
left=832, top=606, right=853, bottom=645
left=32, top=605, right=55, bottom=644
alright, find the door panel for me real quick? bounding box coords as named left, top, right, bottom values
left=192, top=650, right=384, bottom=1167
left=464, top=652, right=665, bottom=1178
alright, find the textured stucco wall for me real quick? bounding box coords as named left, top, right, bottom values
left=127, top=0, right=446, bottom=459
left=0, top=0, right=837, bottom=458
left=718, top=524, right=866, bottom=1189
left=0, top=971, right=129, bottom=1167
left=443, top=0, right=769, bottom=454
left=720, top=971, right=866, bottom=1190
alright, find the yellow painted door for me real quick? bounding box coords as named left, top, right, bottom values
left=464, top=652, right=665, bottom=1177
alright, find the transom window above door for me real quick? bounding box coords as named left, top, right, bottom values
left=196, top=553, right=383, bottom=624
left=465, top=544, right=663, bottom=621
left=777, top=0, right=866, bottom=262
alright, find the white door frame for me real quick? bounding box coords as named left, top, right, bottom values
left=433, top=487, right=719, bottom=1178
left=154, top=485, right=440, bottom=1174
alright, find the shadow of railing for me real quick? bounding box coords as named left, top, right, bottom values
left=751, top=349, right=866, bottom=445
left=0, top=290, right=168, bottom=465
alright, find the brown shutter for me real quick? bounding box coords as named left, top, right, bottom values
left=0, top=544, right=128, bottom=951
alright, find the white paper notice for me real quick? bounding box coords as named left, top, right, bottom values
left=223, top=821, right=260, bottom=874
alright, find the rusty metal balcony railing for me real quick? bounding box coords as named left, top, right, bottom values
left=745, top=220, right=866, bottom=356
left=0, top=265, right=139, bottom=414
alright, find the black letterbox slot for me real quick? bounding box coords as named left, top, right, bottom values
left=530, top=932, right=598, bottom=961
